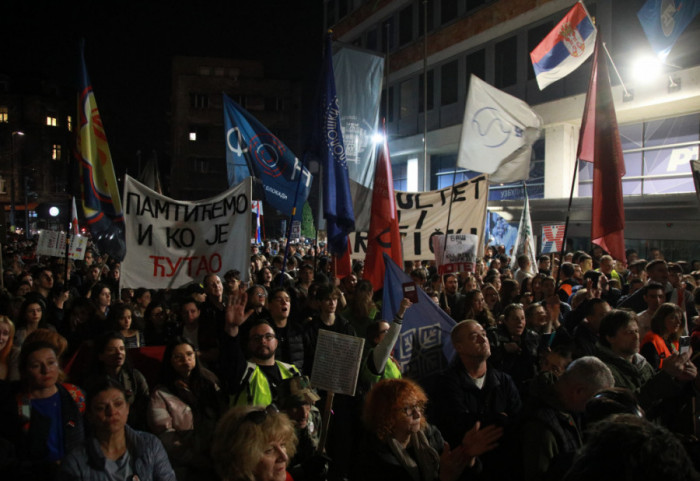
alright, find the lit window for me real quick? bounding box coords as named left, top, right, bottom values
left=0, top=106, right=7, bottom=123
left=52, top=144, right=62, bottom=160
left=66, top=115, right=72, bottom=131
left=189, top=132, right=197, bottom=141
left=46, top=116, right=57, bottom=126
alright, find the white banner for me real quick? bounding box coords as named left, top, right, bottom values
left=350, top=175, right=488, bottom=261
left=432, top=234, right=479, bottom=274
left=36, top=231, right=88, bottom=259
left=121, top=176, right=252, bottom=289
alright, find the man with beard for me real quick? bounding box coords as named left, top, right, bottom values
left=229, top=318, right=300, bottom=407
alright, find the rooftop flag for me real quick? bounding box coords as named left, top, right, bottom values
left=457, top=74, right=542, bottom=184
left=223, top=94, right=312, bottom=220
left=530, top=2, right=597, bottom=90
left=638, top=0, right=700, bottom=60
left=76, top=41, right=126, bottom=261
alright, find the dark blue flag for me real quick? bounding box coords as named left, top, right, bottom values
left=76, top=42, right=126, bottom=261
left=223, top=94, right=312, bottom=219
left=638, top=0, right=700, bottom=60
left=317, top=33, right=355, bottom=255
left=381, top=253, right=456, bottom=380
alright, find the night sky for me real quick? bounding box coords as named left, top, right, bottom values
left=3, top=1, right=325, bottom=177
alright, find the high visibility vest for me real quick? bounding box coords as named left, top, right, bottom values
left=232, top=361, right=299, bottom=407
left=640, top=331, right=678, bottom=369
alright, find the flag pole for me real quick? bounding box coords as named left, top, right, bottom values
left=279, top=151, right=310, bottom=286
left=555, top=157, right=580, bottom=289
left=601, top=42, right=631, bottom=99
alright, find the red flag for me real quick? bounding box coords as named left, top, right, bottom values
left=71, top=196, right=80, bottom=235
left=363, top=135, right=403, bottom=291
left=334, top=239, right=353, bottom=279
left=577, top=37, right=626, bottom=262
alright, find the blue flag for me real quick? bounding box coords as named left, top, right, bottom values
left=316, top=33, right=355, bottom=255
left=638, top=0, right=700, bottom=60
left=223, top=94, right=312, bottom=219
left=76, top=42, right=126, bottom=261
left=381, top=253, right=456, bottom=380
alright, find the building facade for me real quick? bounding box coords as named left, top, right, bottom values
left=328, top=0, right=700, bottom=260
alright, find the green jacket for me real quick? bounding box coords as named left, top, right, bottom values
left=232, top=361, right=299, bottom=407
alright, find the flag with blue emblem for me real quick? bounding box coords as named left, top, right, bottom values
left=223, top=94, right=311, bottom=220
left=457, top=74, right=542, bottom=184
left=76, top=42, right=126, bottom=261
left=530, top=2, right=597, bottom=90
left=313, top=33, right=355, bottom=255
left=381, top=253, right=455, bottom=380
left=638, top=0, right=700, bottom=60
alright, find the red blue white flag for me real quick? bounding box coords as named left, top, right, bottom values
left=541, top=223, right=565, bottom=254
left=530, top=2, right=597, bottom=90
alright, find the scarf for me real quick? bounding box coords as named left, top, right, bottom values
left=386, top=430, right=440, bottom=481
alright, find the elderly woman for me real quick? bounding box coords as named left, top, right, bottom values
left=355, top=378, right=503, bottom=481
left=640, top=302, right=685, bottom=370
left=211, top=405, right=298, bottom=481
left=0, top=340, right=85, bottom=478
left=60, top=377, right=175, bottom=480
left=0, top=315, right=20, bottom=381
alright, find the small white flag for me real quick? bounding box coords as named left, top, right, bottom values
left=457, top=75, right=542, bottom=184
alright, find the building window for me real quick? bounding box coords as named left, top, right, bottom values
left=193, top=158, right=210, bottom=173
left=441, top=0, right=458, bottom=25
left=466, top=49, right=486, bottom=86
left=441, top=60, right=459, bottom=106
left=0, top=106, right=7, bottom=123
left=400, top=79, right=417, bottom=120
left=495, top=36, right=517, bottom=88
left=366, top=27, right=378, bottom=51
left=66, top=115, right=73, bottom=131
left=419, top=70, right=434, bottom=113
left=418, top=0, right=434, bottom=36
left=52, top=144, right=62, bottom=160
left=245, top=96, right=265, bottom=111
left=46, top=115, right=57, bottom=127
left=393, top=162, right=408, bottom=191
left=189, top=131, right=197, bottom=142
left=399, top=4, right=414, bottom=46
left=190, top=93, right=209, bottom=109
left=579, top=113, right=700, bottom=196
left=198, top=66, right=211, bottom=76
left=383, top=17, right=396, bottom=52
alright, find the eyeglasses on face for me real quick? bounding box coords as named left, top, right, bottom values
left=399, top=402, right=426, bottom=416
left=250, top=333, right=276, bottom=343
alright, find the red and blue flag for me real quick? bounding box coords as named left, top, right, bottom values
left=530, top=2, right=597, bottom=90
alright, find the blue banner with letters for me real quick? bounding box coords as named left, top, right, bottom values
left=223, top=94, right=311, bottom=219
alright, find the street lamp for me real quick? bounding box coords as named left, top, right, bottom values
left=10, top=131, right=24, bottom=232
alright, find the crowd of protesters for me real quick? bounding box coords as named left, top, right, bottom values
left=0, top=231, right=699, bottom=480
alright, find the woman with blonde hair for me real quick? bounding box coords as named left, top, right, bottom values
left=355, top=378, right=502, bottom=481
left=211, top=405, right=297, bottom=481
left=0, top=315, right=20, bottom=381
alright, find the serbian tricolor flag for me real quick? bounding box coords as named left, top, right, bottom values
left=530, top=2, right=597, bottom=90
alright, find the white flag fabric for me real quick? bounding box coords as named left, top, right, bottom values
left=457, top=75, right=542, bottom=184
left=509, top=191, right=538, bottom=275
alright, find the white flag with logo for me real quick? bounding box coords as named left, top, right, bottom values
left=509, top=191, right=537, bottom=274
left=457, top=75, right=542, bottom=184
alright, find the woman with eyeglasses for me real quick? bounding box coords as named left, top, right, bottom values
left=60, top=376, right=175, bottom=481
left=355, top=378, right=503, bottom=481
left=148, top=337, right=226, bottom=480
left=211, top=405, right=297, bottom=481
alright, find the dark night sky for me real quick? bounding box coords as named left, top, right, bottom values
left=3, top=0, right=325, bottom=176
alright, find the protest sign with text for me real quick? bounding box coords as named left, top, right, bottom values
left=36, top=231, right=88, bottom=260
left=120, top=176, right=252, bottom=289
left=350, top=175, right=488, bottom=261
left=432, top=233, right=479, bottom=274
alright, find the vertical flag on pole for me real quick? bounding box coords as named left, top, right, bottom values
left=577, top=37, right=626, bottom=262
left=71, top=196, right=79, bottom=235
left=316, top=32, right=355, bottom=256
left=530, top=1, right=597, bottom=90
left=509, top=189, right=537, bottom=275
left=76, top=41, right=126, bottom=261
left=363, top=130, right=402, bottom=291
